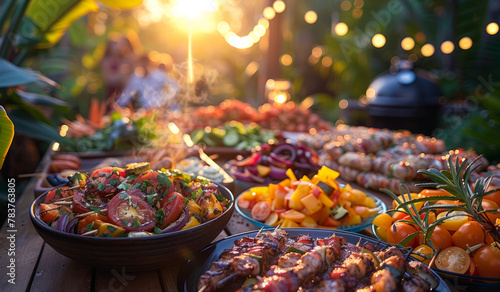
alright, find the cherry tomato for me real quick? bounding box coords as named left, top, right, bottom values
left=413, top=244, right=433, bottom=265
left=436, top=211, right=468, bottom=231
left=435, top=246, right=470, bottom=274
left=451, top=221, right=485, bottom=250
left=485, top=184, right=500, bottom=206
left=72, top=190, right=108, bottom=214
left=473, top=245, right=500, bottom=279
left=45, top=186, right=71, bottom=203
left=433, top=200, right=463, bottom=214
left=467, top=258, right=478, bottom=276
left=481, top=199, right=500, bottom=224
left=386, top=222, right=418, bottom=247
left=238, top=198, right=255, bottom=210
left=418, top=189, right=452, bottom=198
left=424, top=225, right=453, bottom=251
left=107, top=193, right=155, bottom=232
left=132, top=171, right=175, bottom=198
left=372, top=213, right=393, bottom=230
left=160, top=192, right=184, bottom=229
left=251, top=201, right=272, bottom=222
left=87, top=167, right=126, bottom=196
left=392, top=211, right=408, bottom=221
left=77, top=213, right=108, bottom=234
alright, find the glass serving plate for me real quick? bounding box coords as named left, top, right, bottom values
left=235, top=188, right=387, bottom=233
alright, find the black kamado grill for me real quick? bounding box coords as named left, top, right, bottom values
left=367, top=60, right=442, bottom=135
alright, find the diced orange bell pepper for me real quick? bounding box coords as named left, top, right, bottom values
left=301, top=193, right=323, bottom=214
left=40, top=204, right=60, bottom=222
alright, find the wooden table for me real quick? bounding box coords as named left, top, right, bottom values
left=0, top=152, right=392, bottom=292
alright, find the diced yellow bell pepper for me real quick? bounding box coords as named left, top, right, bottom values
left=181, top=216, right=201, bottom=230
left=300, top=216, right=318, bottom=228
left=310, top=175, right=319, bottom=185
left=318, top=192, right=334, bottom=208
left=278, top=178, right=291, bottom=188
left=342, top=183, right=353, bottom=192
left=268, top=184, right=278, bottom=200
left=241, top=191, right=257, bottom=201
left=186, top=200, right=202, bottom=217
left=317, top=166, right=340, bottom=181
left=361, top=197, right=377, bottom=208
left=272, top=197, right=285, bottom=210
left=257, top=165, right=271, bottom=177
left=372, top=213, right=393, bottom=229
left=97, top=223, right=126, bottom=237
left=301, top=175, right=311, bottom=183
left=341, top=214, right=362, bottom=225
left=301, top=193, right=323, bottom=214
left=289, top=182, right=311, bottom=210
left=282, top=218, right=300, bottom=227
left=286, top=169, right=297, bottom=182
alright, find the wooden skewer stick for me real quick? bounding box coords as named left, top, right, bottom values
left=51, top=201, right=73, bottom=205
left=40, top=207, right=61, bottom=213
left=216, top=272, right=239, bottom=288
left=18, top=173, right=47, bottom=178
left=428, top=247, right=442, bottom=268
left=57, top=196, right=74, bottom=201
left=75, top=209, right=108, bottom=218
left=197, top=285, right=207, bottom=292
left=81, top=229, right=98, bottom=236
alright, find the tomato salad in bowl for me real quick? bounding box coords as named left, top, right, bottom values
left=38, top=163, right=230, bottom=237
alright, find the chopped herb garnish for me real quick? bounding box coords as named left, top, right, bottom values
left=145, top=194, right=157, bottom=206
left=127, top=174, right=139, bottom=181
left=132, top=218, right=140, bottom=227
left=105, top=172, right=114, bottom=179
left=157, top=173, right=172, bottom=188
left=153, top=226, right=162, bottom=234
left=107, top=225, right=117, bottom=233
left=155, top=209, right=165, bottom=224
left=214, top=192, right=225, bottom=202
left=55, top=188, right=62, bottom=197
left=193, top=213, right=201, bottom=222
left=121, top=219, right=130, bottom=227
left=85, top=222, right=94, bottom=231
left=141, top=180, right=154, bottom=193
left=88, top=206, right=105, bottom=215
left=132, top=182, right=142, bottom=190
left=109, top=179, right=118, bottom=186
left=97, top=181, right=105, bottom=192
left=118, top=182, right=131, bottom=191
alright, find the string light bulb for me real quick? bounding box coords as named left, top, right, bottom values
left=401, top=37, right=415, bottom=51
left=372, top=34, right=386, bottom=48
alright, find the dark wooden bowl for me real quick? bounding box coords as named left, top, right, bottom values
left=30, top=184, right=234, bottom=272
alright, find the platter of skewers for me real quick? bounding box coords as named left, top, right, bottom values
left=178, top=227, right=450, bottom=292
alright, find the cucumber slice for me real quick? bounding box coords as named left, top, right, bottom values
left=223, top=130, right=240, bottom=146
left=331, top=204, right=349, bottom=220
left=317, top=181, right=334, bottom=196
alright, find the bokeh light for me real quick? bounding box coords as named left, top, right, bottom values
left=321, top=56, right=333, bottom=67
left=458, top=37, right=472, bottom=50
left=440, top=41, right=454, bottom=54
left=263, top=7, right=276, bottom=20
left=335, top=22, right=349, bottom=36
left=273, top=0, right=286, bottom=13
left=341, top=1, right=352, bottom=11
left=372, top=34, right=386, bottom=48
left=401, top=37, right=415, bottom=51
left=311, top=46, right=323, bottom=58
left=305, top=11, right=318, bottom=24
left=280, top=54, right=293, bottom=66
left=339, top=99, right=349, bottom=109
left=486, top=22, right=499, bottom=35
left=421, top=43, right=435, bottom=57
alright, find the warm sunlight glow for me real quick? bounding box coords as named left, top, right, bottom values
left=440, top=41, right=454, bottom=54
left=335, top=22, right=348, bottom=36
left=275, top=94, right=287, bottom=104
left=172, top=0, right=217, bottom=19
left=421, top=43, right=435, bottom=57
left=372, top=34, right=386, bottom=48
left=486, top=22, right=499, bottom=35
left=217, top=21, right=230, bottom=34
left=401, top=37, right=415, bottom=51
left=459, top=37, right=472, bottom=50
left=305, top=11, right=318, bottom=24
left=273, top=0, right=286, bottom=13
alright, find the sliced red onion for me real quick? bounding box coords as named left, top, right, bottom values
left=161, top=208, right=189, bottom=233
left=66, top=218, right=78, bottom=234
left=269, top=152, right=294, bottom=167
left=268, top=166, right=288, bottom=180
left=271, top=144, right=297, bottom=162
left=268, top=154, right=289, bottom=168
left=232, top=170, right=254, bottom=183
left=244, top=168, right=266, bottom=184
left=246, top=165, right=259, bottom=176
left=57, top=213, right=69, bottom=232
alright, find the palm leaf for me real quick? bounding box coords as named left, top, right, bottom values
left=7, top=109, right=66, bottom=143
left=0, top=106, right=14, bottom=169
